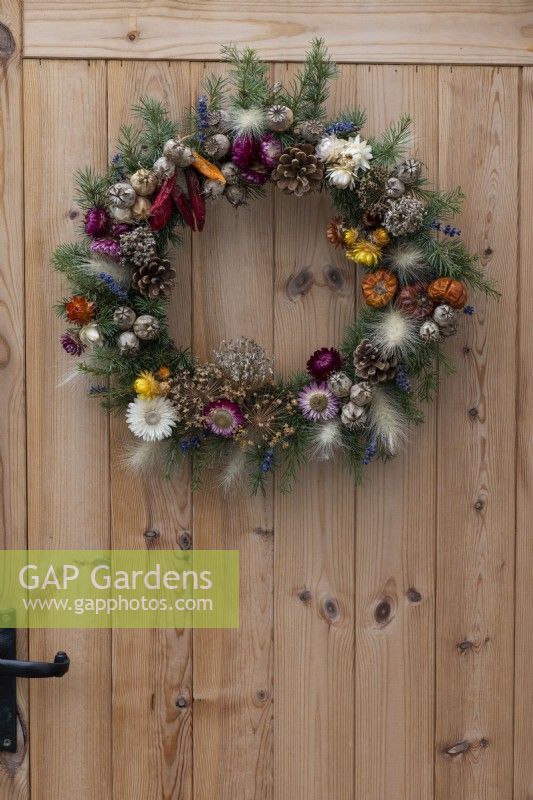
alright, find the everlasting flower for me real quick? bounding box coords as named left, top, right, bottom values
left=60, top=331, right=84, bottom=356
left=65, top=295, right=96, bottom=325
left=342, top=134, right=373, bottom=172
left=84, top=207, right=110, bottom=238
left=298, top=382, right=339, bottom=422
left=90, top=237, right=122, bottom=263
left=126, top=396, right=177, bottom=442
left=203, top=399, right=245, bottom=437
left=315, top=134, right=346, bottom=163
left=133, top=371, right=160, bottom=400
left=306, top=347, right=343, bottom=381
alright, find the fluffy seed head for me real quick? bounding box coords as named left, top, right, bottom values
left=382, top=242, right=432, bottom=284
left=366, top=308, right=419, bottom=359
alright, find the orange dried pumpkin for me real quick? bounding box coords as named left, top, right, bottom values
left=362, top=269, right=398, bottom=308
left=427, top=277, right=468, bottom=309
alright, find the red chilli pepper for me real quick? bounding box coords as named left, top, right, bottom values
left=171, top=181, right=197, bottom=231
left=185, top=168, right=206, bottom=232
left=149, top=177, right=175, bottom=231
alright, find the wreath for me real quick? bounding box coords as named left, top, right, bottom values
left=53, top=41, right=496, bottom=493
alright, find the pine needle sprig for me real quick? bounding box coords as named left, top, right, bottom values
left=221, top=43, right=270, bottom=109
left=203, top=74, right=227, bottom=110
left=73, top=168, right=110, bottom=209
left=420, top=234, right=500, bottom=297
left=283, top=37, right=336, bottom=121
left=133, top=96, right=178, bottom=166
left=115, top=124, right=143, bottom=173
left=415, top=184, right=465, bottom=219
left=370, top=115, right=413, bottom=166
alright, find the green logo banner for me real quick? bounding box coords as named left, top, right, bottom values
left=0, top=550, right=239, bottom=629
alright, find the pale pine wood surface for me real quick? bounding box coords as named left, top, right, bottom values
left=22, top=1, right=533, bottom=64
left=353, top=64, right=438, bottom=800
left=0, top=0, right=28, bottom=796
left=23, top=59, right=113, bottom=800
left=0, top=36, right=528, bottom=800
left=107, top=60, right=193, bottom=800
left=435, top=66, right=519, bottom=799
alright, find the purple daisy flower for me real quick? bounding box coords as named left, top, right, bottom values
left=306, top=347, right=343, bottom=381
left=60, top=331, right=84, bottom=356
left=298, top=382, right=339, bottom=422
left=203, top=398, right=245, bottom=437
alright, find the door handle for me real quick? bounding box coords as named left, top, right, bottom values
left=0, top=651, right=70, bottom=679
left=0, top=612, right=70, bottom=752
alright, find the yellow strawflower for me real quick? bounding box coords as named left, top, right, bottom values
left=133, top=371, right=160, bottom=399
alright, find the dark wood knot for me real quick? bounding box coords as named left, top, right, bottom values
left=457, top=639, right=474, bottom=654
left=144, top=528, right=160, bottom=544
left=474, top=497, right=485, bottom=511
left=374, top=598, right=392, bottom=625
left=462, top=346, right=471, bottom=355
left=255, top=688, right=269, bottom=703
left=286, top=268, right=314, bottom=301
left=253, top=527, right=273, bottom=540
left=68, top=208, right=79, bottom=220
left=175, top=696, right=188, bottom=709
left=179, top=531, right=192, bottom=550
left=298, top=588, right=312, bottom=604
left=0, top=23, right=16, bottom=60
left=406, top=588, right=422, bottom=603
left=322, top=597, right=339, bottom=623
left=323, top=265, right=345, bottom=292
left=127, top=29, right=139, bottom=42
left=468, top=406, right=479, bottom=420
left=483, top=247, right=493, bottom=257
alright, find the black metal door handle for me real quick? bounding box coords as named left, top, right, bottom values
left=0, top=651, right=70, bottom=678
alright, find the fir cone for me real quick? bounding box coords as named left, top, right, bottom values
left=271, top=143, right=324, bottom=196
left=120, top=226, right=157, bottom=270
left=353, top=339, right=398, bottom=383
left=132, top=254, right=176, bottom=299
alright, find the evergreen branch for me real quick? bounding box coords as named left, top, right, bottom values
left=415, top=184, right=465, bottom=219
left=133, top=96, right=178, bottom=166
left=370, top=115, right=412, bottom=166
left=283, top=37, right=336, bottom=121
left=115, top=124, right=143, bottom=173
left=73, top=168, right=109, bottom=210
left=420, top=234, right=500, bottom=297
left=221, top=43, right=270, bottom=109
left=203, top=74, right=228, bottom=110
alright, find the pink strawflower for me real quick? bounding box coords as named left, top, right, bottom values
left=259, top=133, right=282, bottom=169
left=298, top=382, right=339, bottom=422
left=306, top=347, right=343, bottom=380
left=84, top=207, right=110, bottom=237
left=203, top=398, right=245, bottom=437
left=231, top=136, right=256, bottom=169
left=90, top=237, right=121, bottom=262
left=60, top=331, right=84, bottom=356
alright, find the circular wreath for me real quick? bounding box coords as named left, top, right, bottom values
left=53, top=41, right=496, bottom=493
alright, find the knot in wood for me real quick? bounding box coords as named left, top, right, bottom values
left=286, top=268, right=314, bottom=301
left=255, top=688, right=269, bottom=703
left=143, top=528, right=160, bottom=543
left=176, top=696, right=188, bottom=709
left=374, top=599, right=392, bottom=625
left=298, top=588, right=312, bottom=604
left=474, top=497, right=486, bottom=511
left=68, top=208, right=79, bottom=220
left=468, top=406, right=479, bottom=420
left=322, top=597, right=339, bottom=622
left=444, top=740, right=470, bottom=757
left=0, top=23, right=16, bottom=60
left=406, top=588, right=422, bottom=603
left=323, top=265, right=345, bottom=292
left=179, top=531, right=192, bottom=550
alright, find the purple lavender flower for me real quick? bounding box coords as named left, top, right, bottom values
left=363, top=438, right=377, bottom=465
left=430, top=219, right=461, bottom=237
left=61, top=331, right=84, bottom=356
left=325, top=120, right=358, bottom=136
left=261, top=449, right=274, bottom=473
left=463, top=305, right=475, bottom=315
left=98, top=272, right=128, bottom=301
left=197, top=94, right=209, bottom=143
left=395, top=364, right=411, bottom=393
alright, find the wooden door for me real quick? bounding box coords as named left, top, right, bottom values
left=1, top=2, right=533, bottom=798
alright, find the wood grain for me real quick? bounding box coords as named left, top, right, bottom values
left=514, top=65, right=533, bottom=800
left=434, top=66, right=519, bottom=800
left=22, top=1, right=533, bottom=64
left=190, top=61, right=274, bottom=800
left=0, top=0, right=28, bottom=796
left=23, top=59, right=112, bottom=800
left=353, top=65, right=438, bottom=800
left=273, top=62, right=356, bottom=800
left=107, top=61, right=193, bottom=800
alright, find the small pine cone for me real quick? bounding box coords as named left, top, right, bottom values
left=271, top=143, right=324, bottom=197
left=353, top=338, right=398, bottom=383
left=132, top=255, right=176, bottom=299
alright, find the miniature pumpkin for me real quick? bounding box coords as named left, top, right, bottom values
left=362, top=269, right=398, bottom=308
left=427, top=277, right=468, bottom=309
left=396, top=282, right=435, bottom=320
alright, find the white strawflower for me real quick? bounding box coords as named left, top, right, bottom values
left=327, top=166, right=355, bottom=189
left=315, top=134, right=346, bottom=163
left=126, top=396, right=177, bottom=442
left=342, top=134, right=373, bottom=172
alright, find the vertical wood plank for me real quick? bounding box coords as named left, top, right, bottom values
left=107, top=61, right=193, bottom=800
left=353, top=65, right=438, bottom=800
left=0, top=0, right=28, bottom=795
left=273, top=62, right=356, bottom=800
left=191, top=63, right=274, bottom=800
left=24, top=59, right=112, bottom=800
left=435, top=66, right=518, bottom=800
left=514, top=65, right=533, bottom=800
